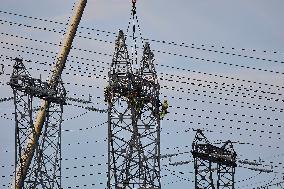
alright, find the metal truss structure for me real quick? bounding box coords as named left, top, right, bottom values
left=107, top=30, right=161, bottom=189
left=192, top=130, right=237, bottom=189
left=8, top=58, right=65, bottom=188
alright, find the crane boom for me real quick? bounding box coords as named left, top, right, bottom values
left=11, top=0, right=87, bottom=188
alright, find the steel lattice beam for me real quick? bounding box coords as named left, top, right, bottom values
left=107, top=30, right=161, bottom=189
left=9, top=58, right=64, bottom=188
left=192, top=130, right=237, bottom=189
left=217, top=164, right=235, bottom=189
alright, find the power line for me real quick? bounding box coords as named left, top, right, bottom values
left=1, top=8, right=283, bottom=188
left=2, top=43, right=282, bottom=108
left=0, top=33, right=282, bottom=90
left=2, top=56, right=282, bottom=115
left=0, top=20, right=283, bottom=75
left=1, top=9, right=284, bottom=59
left=3, top=58, right=280, bottom=117
left=2, top=72, right=281, bottom=139
left=2, top=66, right=282, bottom=140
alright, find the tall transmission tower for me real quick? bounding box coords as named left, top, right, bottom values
left=8, top=58, right=66, bottom=188
left=192, top=129, right=237, bottom=189
left=106, top=30, right=161, bottom=189
left=8, top=0, right=87, bottom=188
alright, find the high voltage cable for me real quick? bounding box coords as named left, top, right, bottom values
left=65, top=96, right=92, bottom=104
left=2, top=75, right=283, bottom=139
left=0, top=40, right=283, bottom=101
left=6, top=101, right=279, bottom=153
left=0, top=23, right=283, bottom=78
left=167, top=111, right=282, bottom=138
left=1, top=149, right=283, bottom=172
left=1, top=40, right=282, bottom=104
left=159, top=62, right=283, bottom=89
left=251, top=175, right=278, bottom=189
left=164, top=116, right=282, bottom=141
left=2, top=68, right=282, bottom=136
left=40, top=130, right=282, bottom=150
left=54, top=109, right=282, bottom=144
left=169, top=106, right=282, bottom=128
left=162, top=167, right=193, bottom=182
left=164, top=144, right=282, bottom=165
left=0, top=97, right=13, bottom=103
left=1, top=169, right=193, bottom=188
left=0, top=113, right=13, bottom=121
left=1, top=151, right=282, bottom=168
left=236, top=172, right=261, bottom=186
left=3, top=58, right=281, bottom=115
left=162, top=84, right=283, bottom=112
left=1, top=54, right=282, bottom=114
left=70, top=54, right=282, bottom=99
left=2, top=65, right=283, bottom=138
left=63, top=121, right=107, bottom=132
left=0, top=34, right=283, bottom=90
left=161, top=74, right=283, bottom=99
left=64, top=82, right=282, bottom=124
left=66, top=103, right=107, bottom=113
left=0, top=116, right=282, bottom=152
left=1, top=10, right=282, bottom=186
left=164, top=89, right=282, bottom=113
left=238, top=174, right=275, bottom=189
left=61, top=65, right=283, bottom=112
left=1, top=57, right=283, bottom=112
left=31, top=46, right=282, bottom=106
left=255, top=180, right=284, bottom=188
left=1, top=9, right=284, bottom=59
left=0, top=21, right=283, bottom=75
left=69, top=80, right=282, bottom=116
left=63, top=111, right=89, bottom=122
left=1, top=160, right=283, bottom=174
left=168, top=126, right=281, bottom=149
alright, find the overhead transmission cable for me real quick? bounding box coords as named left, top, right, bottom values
left=0, top=31, right=282, bottom=90
left=0, top=19, right=283, bottom=75
left=1, top=9, right=284, bottom=59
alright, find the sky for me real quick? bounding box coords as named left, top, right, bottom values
left=0, top=0, right=283, bottom=188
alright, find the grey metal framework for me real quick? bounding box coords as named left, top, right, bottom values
left=192, top=130, right=237, bottom=189
left=107, top=30, right=161, bottom=189
left=8, top=58, right=65, bottom=188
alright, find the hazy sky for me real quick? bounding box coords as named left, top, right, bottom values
left=0, top=0, right=283, bottom=188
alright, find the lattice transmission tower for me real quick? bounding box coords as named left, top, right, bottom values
left=8, top=58, right=66, bottom=188
left=192, top=129, right=237, bottom=189
left=106, top=28, right=161, bottom=189
left=7, top=1, right=86, bottom=188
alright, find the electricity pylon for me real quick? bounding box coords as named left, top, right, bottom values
left=9, top=0, right=87, bottom=188
left=192, top=129, right=237, bottom=189
left=9, top=58, right=66, bottom=188
left=106, top=30, right=161, bottom=189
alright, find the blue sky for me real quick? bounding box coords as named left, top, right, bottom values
left=0, top=0, right=283, bottom=188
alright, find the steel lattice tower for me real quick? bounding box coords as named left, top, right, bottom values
left=192, top=130, right=216, bottom=189
left=216, top=141, right=236, bottom=189
left=9, top=58, right=65, bottom=188
left=192, top=130, right=237, bottom=189
left=107, top=30, right=161, bottom=189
